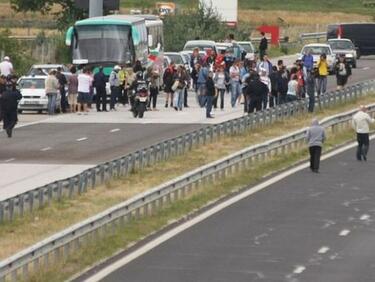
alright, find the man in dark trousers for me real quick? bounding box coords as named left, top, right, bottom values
left=246, top=73, right=268, bottom=113
left=352, top=105, right=375, bottom=161
left=0, top=75, right=7, bottom=120
left=0, top=77, right=22, bottom=138
left=93, top=66, right=108, bottom=112
left=56, top=67, right=68, bottom=113
left=306, top=118, right=326, bottom=173
left=259, top=32, right=268, bottom=60
left=205, top=71, right=215, bottom=118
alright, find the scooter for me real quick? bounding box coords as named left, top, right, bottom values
left=133, top=80, right=149, bottom=119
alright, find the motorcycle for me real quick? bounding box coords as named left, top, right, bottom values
left=132, top=79, right=149, bottom=119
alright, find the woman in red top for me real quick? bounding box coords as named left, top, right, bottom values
left=296, top=63, right=305, bottom=99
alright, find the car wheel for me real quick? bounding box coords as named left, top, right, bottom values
left=38, top=110, right=43, bottom=114
left=18, top=109, right=23, bottom=114
left=352, top=61, right=357, bottom=69
left=55, top=107, right=61, bottom=114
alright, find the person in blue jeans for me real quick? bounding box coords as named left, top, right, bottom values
left=205, top=71, right=215, bottom=118
left=229, top=60, right=241, bottom=108
left=197, top=63, right=209, bottom=107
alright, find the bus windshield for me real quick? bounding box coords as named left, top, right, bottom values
left=72, top=24, right=132, bottom=64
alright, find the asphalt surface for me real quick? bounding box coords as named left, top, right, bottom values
left=100, top=140, right=375, bottom=282
left=0, top=123, right=204, bottom=164
left=0, top=57, right=375, bottom=199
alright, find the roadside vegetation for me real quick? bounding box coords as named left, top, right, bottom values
left=1, top=94, right=375, bottom=278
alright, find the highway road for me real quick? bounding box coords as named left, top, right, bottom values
left=0, top=57, right=374, bottom=200
left=92, top=139, right=375, bottom=282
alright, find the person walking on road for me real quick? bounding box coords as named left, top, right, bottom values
left=316, top=53, right=329, bottom=96
left=0, top=56, right=13, bottom=77
left=335, top=55, right=352, bottom=90
left=56, top=67, right=68, bottom=113
left=173, top=65, right=189, bottom=111
left=205, top=71, right=215, bottom=118
left=306, top=69, right=316, bottom=113
left=67, top=66, right=78, bottom=113
left=93, top=66, right=108, bottom=112
left=246, top=73, right=268, bottom=113
left=196, top=63, right=209, bottom=107
left=352, top=105, right=375, bottom=161
left=229, top=60, right=241, bottom=108
left=0, top=77, right=22, bottom=138
left=45, top=69, right=59, bottom=115
left=163, top=61, right=176, bottom=108
left=77, top=67, right=93, bottom=115
left=109, top=65, right=121, bottom=111
left=306, top=118, right=326, bottom=173
left=214, top=65, right=228, bottom=110
left=259, top=32, right=268, bottom=61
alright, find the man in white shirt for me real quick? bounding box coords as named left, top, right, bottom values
left=77, top=67, right=93, bottom=115
left=352, top=105, right=375, bottom=161
left=0, top=56, right=13, bottom=77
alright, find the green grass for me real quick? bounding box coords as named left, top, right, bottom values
left=120, top=0, right=375, bottom=15
left=27, top=126, right=358, bottom=282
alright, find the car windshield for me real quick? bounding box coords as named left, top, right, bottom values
left=183, top=44, right=214, bottom=52
left=239, top=43, right=254, bottom=53
left=19, top=78, right=45, bottom=89
left=165, top=54, right=184, bottom=65
left=328, top=41, right=354, bottom=50
left=302, top=46, right=332, bottom=55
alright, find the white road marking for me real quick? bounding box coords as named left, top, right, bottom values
left=110, top=128, right=120, bottom=133
left=293, top=266, right=306, bottom=274
left=40, top=147, right=52, bottom=152
left=363, top=67, right=370, bottom=70
left=318, top=246, right=330, bottom=254
left=83, top=135, right=375, bottom=282
left=339, top=229, right=351, bottom=236
left=76, top=137, right=88, bottom=142
left=360, top=214, right=371, bottom=221
left=4, top=158, right=15, bottom=163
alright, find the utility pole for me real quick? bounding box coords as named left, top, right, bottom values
left=89, top=0, right=104, bottom=17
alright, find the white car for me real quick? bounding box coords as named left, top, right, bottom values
left=299, top=43, right=336, bottom=74
left=17, top=76, right=61, bottom=114
left=237, top=41, right=256, bottom=60
left=27, top=64, right=70, bottom=76
left=327, top=38, right=357, bottom=68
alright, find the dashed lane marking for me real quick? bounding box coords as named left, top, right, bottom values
left=293, top=266, right=306, bottom=274
left=318, top=246, right=330, bottom=254
left=40, top=147, right=52, bottom=152
left=339, top=229, right=351, bottom=236
left=110, top=128, right=120, bottom=133
left=360, top=214, right=371, bottom=221
left=76, top=137, right=88, bottom=142
left=4, top=158, right=15, bottom=163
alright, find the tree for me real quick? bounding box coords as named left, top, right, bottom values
left=10, top=0, right=85, bottom=30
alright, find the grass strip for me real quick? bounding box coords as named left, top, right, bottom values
left=27, top=124, right=359, bottom=282
left=1, top=95, right=375, bottom=262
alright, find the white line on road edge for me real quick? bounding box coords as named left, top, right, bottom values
left=76, top=137, right=88, bottom=142
left=4, top=158, right=15, bottom=163
left=318, top=246, right=330, bottom=254
left=40, top=147, right=52, bottom=152
left=83, top=135, right=375, bottom=282
left=110, top=129, right=120, bottom=133
left=339, top=229, right=351, bottom=236
left=360, top=214, right=371, bottom=220
left=293, top=265, right=306, bottom=274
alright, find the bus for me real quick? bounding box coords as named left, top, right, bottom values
left=65, top=15, right=149, bottom=72
left=139, top=14, right=164, bottom=53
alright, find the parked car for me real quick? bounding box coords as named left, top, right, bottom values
left=27, top=64, right=70, bottom=76
left=179, top=51, right=193, bottom=73
left=17, top=76, right=61, bottom=114
left=183, top=40, right=218, bottom=55
left=327, top=23, right=375, bottom=58
left=164, top=52, right=186, bottom=66
left=215, top=42, right=245, bottom=60
left=237, top=41, right=256, bottom=60
left=298, top=43, right=336, bottom=74
left=327, top=38, right=357, bottom=68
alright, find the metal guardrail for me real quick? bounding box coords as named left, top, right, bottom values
left=299, top=32, right=327, bottom=43
left=1, top=80, right=375, bottom=281
left=0, top=81, right=374, bottom=224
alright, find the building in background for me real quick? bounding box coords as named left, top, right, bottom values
left=200, top=0, right=238, bottom=27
